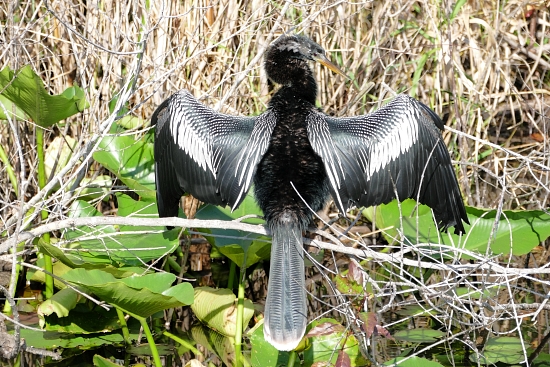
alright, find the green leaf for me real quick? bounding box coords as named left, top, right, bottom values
left=38, top=287, right=84, bottom=320
left=195, top=193, right=269, bottom=268
left=531, top=351, right=550, bottom=366
left=191, top=287, right=254, bottom=337
left=93, top=355, right=125, bottom=367
left=27, top=256, right=73, bottom=289
left=393, top=329, right=445, bottom=343
left=303, top=319, right=367, bottom=367
left=384, top=356, right=445, bottom=367
left=363, top=199, right=550, bottom=256
left=73, top=175, right=113, bottom=202
left=471, top=337, right=526, bottom=365
left=116, top=193, right=163, bottom=232
left=250, top=325, right=293, bottom=367
left=450, top=0, right=467, bottom=21
left=117, top=115, right=146, bottom=129
left=0, top=65, right=89, bottom=127
left=44, top=136, right=78, bottom=178
left=192, top=325, right=251, bottom=367
left=42, top=302, right=121, bottom=334
left=93, top=134, right=156, bottom=199
left=127, top=343, right=175, bottom=357
left=62, top=269, right=194, bottom=318
left=16, top=328, right=124, bottom=350
left=51, top=199, right=180, bottom=268
left=0, top=94, right=26, bottom=120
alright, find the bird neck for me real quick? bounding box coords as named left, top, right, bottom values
left=275, top=75, right=318, bottom=105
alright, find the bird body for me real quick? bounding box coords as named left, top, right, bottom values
left=152, top=34, right=469, bottom=351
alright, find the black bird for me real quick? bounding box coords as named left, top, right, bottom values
left=152, top=34, right=469, bottom=350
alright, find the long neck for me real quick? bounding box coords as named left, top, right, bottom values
left=265, top=52, right=317, bottom=104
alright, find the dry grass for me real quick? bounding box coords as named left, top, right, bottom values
left=1, top=0, right=550, bottom=364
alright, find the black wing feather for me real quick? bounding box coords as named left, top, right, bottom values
left=152, top=90, right=275, bottom=218
left=307, top=94, right=469, bottom=234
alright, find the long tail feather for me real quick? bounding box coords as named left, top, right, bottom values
left=263, top=213, right=306, bottom=351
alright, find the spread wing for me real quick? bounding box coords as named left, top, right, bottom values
left=152, top=90, right=276, bottom=218
left=307, top=94, right=468, bottom=234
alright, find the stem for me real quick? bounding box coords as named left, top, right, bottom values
left=0, top=143, right=18, bottom=197
left=287, top=351, right=297, bottom=367
left=234, top=265, right=246, bottom=367
left=115, top=308, right=130, bottom=344
left=166, top=256, right=181, bottom=273
left=228, top=261, right=237, bottom=290
left=136, top=315, right=162, bottom=367
left=163, top=331, right=203, bottom=357
left=2, top=241, right=25, bottom=315
left=36, top=127, right=54, bottom=299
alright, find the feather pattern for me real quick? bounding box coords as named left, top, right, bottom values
left=307, top=94, right=468, bottom=234
left=152, top=90, right=276, bottom=217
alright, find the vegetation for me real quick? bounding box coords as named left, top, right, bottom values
left=1, top=0, right=549, bottom=366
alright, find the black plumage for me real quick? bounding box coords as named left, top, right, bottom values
left=152, top=34, right=469, bottom=351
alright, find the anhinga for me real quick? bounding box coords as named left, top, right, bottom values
left=152, top=34, right=469, bottom=351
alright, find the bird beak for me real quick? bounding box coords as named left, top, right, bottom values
left=314, top=54, right=349, bottom=79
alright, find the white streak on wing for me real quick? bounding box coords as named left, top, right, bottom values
left=169, top=92, right=216, bottom=176
left=366, top=97, right=419, bottom=178
left=231, top=112, right=275, bottom=209
left=307, top=113, right=345, bottom=211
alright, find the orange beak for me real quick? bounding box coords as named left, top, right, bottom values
left=314, top=54, right=349, bottom=79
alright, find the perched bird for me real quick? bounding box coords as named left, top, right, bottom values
left=152, top=34, right=469, bottom=351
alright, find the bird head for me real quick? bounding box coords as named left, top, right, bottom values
left=268, top=35, right=348, bottom=79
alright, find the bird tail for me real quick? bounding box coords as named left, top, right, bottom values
left=263, top=212, right=307, bottom=351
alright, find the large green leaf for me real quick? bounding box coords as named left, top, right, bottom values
left=16, top=328, right=125, bottom=350
left=41, top=302, right=121, bottom=334
left=116, top=193, right=164, bottom=231
left=93, top=134, right=156, bottom=199
left=0, top=65, right=88, bottom=127
left=393, top=329, right=445, bottom=343
left=51, top=199, right=180, bottom=267
left=191, top=325, right=251, bottom=367
left=93, top=355, right=127, bottom=367
left=191, top=287, right=254, bottom=337
left=0, top=94, right=26, bottom=120
left=195, top=193, right=270, bottom=268
left=44, top=136, right=78, bottom=178
left=302, top=319, right=367, bottom=367
left=471, top=336, right=526, bottom=365
left=250, top=325, right=293, bottom=367
left=62, top=269, right=194, bottom=318
left=384, top=356, right=444, bottom=367
left=363, top=199, right=550, bottom=255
